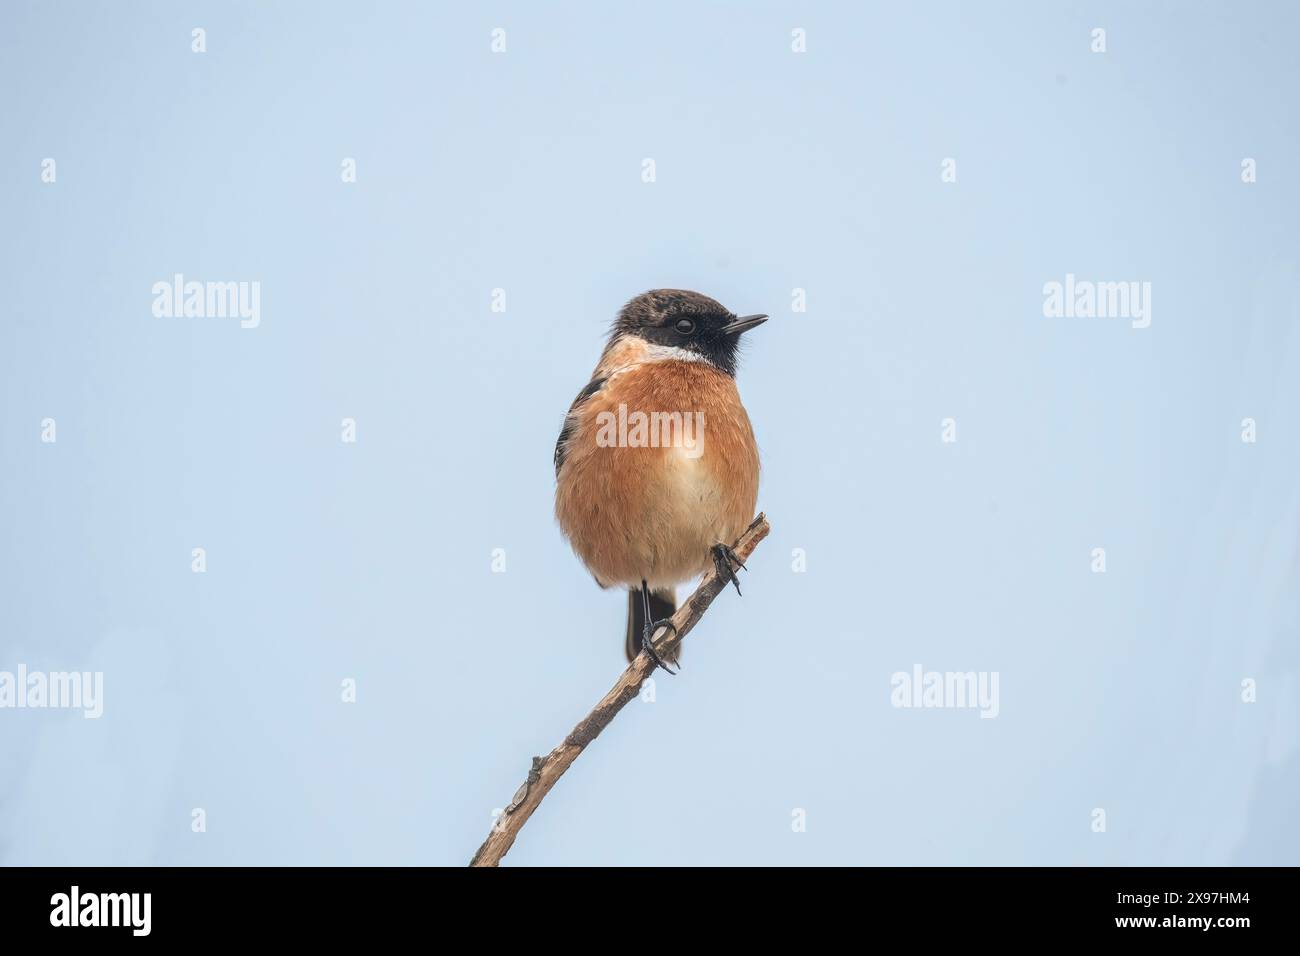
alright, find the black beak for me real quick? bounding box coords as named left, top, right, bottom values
left=722, top=314, right=768, bottom=336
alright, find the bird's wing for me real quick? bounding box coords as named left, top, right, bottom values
left=554, top=376, right=607, bottom=477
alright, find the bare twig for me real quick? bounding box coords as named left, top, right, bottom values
left=469, top=513, right=771, bottom=867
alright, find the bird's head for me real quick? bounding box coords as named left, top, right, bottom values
left=609, top=289, right=767, bottom=377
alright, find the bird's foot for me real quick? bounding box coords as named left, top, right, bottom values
left=642, top=618, right=679, bottom=675
left=712, top=543, right=747, bottom=596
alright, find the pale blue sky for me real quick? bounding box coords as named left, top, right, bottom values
left=2, top=1, right=1297, bottom=865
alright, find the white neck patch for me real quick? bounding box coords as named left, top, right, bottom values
left=598, top=334, right=718, bottom=380
left=641, top=343, right=709, bottom=364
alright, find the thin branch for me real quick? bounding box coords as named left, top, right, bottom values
left=469, top=513, right=772, bottom=867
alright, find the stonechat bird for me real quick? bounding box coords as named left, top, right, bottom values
left=554, top=290, right=766, bottom=674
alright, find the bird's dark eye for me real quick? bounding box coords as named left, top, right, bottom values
left=674, top=318, right=696, bottom=335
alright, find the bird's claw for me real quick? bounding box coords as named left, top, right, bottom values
left=642, top=619, right=678, bottom=675
left=712, top=543, right=746, bottom=596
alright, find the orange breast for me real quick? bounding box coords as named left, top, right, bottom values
left=555, top=360, right=760, bottom=590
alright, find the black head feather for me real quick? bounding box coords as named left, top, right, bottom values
left=609, top=289, right=765, bottom=377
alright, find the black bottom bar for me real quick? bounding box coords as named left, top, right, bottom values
left=0, top=866, right=1277, bottom=941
